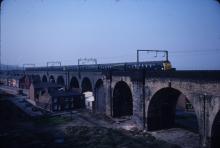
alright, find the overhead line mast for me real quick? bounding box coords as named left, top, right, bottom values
left=136, top=49, right=169, bottom=63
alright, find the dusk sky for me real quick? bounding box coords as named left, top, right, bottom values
left=1, top=0, right=220, bottom=70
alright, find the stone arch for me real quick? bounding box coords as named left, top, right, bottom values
left=211, top=110, right=220, bottom=148
left=32, top=75, right=41, bottom=83
left=81, top=77, right=93, bottom=93
left=147, top=87, right=199, bottom=132
left=112, top=81, right=133, bottom=117
left=69, top=76, right=79, bottom=89
left=81, top=77, right=94, bottom=110
left=94, top=79, right=105, bottom=113
left=57, top=76, right=65, bottom=86
left=42, top=75, right=47, bottom=83
left=49, top=75, right=55, bottom=83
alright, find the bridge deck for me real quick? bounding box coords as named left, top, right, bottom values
left=1, top=60, right=220, bottom=81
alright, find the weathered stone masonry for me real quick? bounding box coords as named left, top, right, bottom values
left=16, top=70, right=220, bottom=148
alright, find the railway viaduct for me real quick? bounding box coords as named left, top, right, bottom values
left=2, top=67, right=220, bottom=148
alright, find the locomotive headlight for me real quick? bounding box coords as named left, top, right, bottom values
left=163, top=61, right=172, bottom=70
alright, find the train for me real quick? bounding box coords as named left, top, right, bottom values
left=25, top=60, right=174, bottom=72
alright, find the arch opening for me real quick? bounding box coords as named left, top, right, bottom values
left=211, top=110, right=220, bottom=148
left=32, top=75, right=41, bottom=84
left=112, top=81, right=133, bottom=118
left=94, top=79, right=105, bottom=113
left=81, top=77, right=94, bottom=110
left=147, top=87, right=198, bottom=132
left=42, top=75, right=47, bottom=83
left=49, top=75, right=55, bottom=83
left=81, top=77, right=92, bottom=92
left=69, top=77, right=79, bottom=90
left=57, top=76, right=65, bottom=86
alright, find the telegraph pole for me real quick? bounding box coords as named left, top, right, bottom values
left=0, top=0, right=3, bottom=71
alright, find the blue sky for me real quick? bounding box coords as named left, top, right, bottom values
left=1, top=0, right=220, bottom=69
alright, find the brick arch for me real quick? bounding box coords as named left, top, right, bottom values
left=111, top=76, right=134, bottom=97
left=146, top=87, right=199, bottom=132
left=145, top=80, right=202, bottom=126
left=57, top=75, right=65, bottom=86
left=49, top=75, right=55, bottom=83
left=69, top=76, right=80, bottom=89
left=42, top=75, right=48, bottom=82
left=112, top=81, right=133, bottom=117
left=32, top=75, right=41, bottom=83
left=81, top=77, right=93, bottom=93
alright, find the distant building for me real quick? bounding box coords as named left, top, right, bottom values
left=29, top=82, right=84, bottom=112
left=83, top=92, right=95, bottom=111
left=0, top=75, right=21, bottom=87
left=29, top=82, right=62, bottom=102
left=19, top=75, right=41, bottom=89
left=176, top=94, right=194, bottom=112
left=45, top=91, right=84, bottom=111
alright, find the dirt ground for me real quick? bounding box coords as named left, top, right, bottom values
left=0, top=92, right=199, bottom=148
left=150, top=128, right=200, bottom=148
left=0, top=94, right=180, bottom=148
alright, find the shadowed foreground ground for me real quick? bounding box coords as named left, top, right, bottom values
left=0, top=94, right=179, bottom=148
